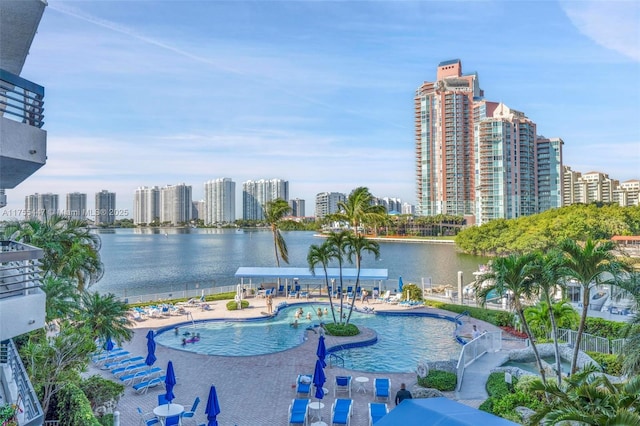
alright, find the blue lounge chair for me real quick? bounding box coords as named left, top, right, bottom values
left=331, top=398, right=352, bottom=426
left=112, top=362, right=146, bottom=378
left=288, top=398, right=310, bottom=426
left=181, top=396, right=200, bottom=423
left=346, top=286, right=354, bottom=299
left=368, top=402, right=388, bottom=425
left=277, top=285, right=285, bottom=296
left=289, top=285, right=300, bottom=299
left=133, top=375, right=166, bottom=394
left=374, top=378, right=391, bottom=402
left=120, top=366, right=163, bottom=385
left=104, top=355, right=144, bottom=370
left=334, top=376, right=352, bottom=397
left=296, top=374, right=312, bottom=397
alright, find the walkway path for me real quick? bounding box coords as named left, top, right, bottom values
left=93, top=296, right=522, bottom=425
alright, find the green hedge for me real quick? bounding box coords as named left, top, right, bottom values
left=55, top=383, right=101, bottom=426
left=324, top=323, right=359, bottom=336
left=480, top=372, right=543, bottom=423
left=584, top=317, right=627, bottom=339
left=79, top=375, right=124, bottom=412
left=586, top=351, right=624, bottom=376
left=226, top=300, right=250, bottom=310
left=417, top=370, right=457, bottom=391
left=424, top=300, right=514, bottom=326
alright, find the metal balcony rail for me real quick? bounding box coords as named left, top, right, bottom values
left=0, top=241, right=43, bottom=300
left=0, top=69, right=45, bottom=128
left=0, top=339, right=45, bottom=426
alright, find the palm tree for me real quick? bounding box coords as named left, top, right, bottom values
left=77, top=291, right=133, bottom=345
left=326, top=231, right=351, bottom=324
left=529, top=364, right=640, bottom=425
left=307, top=241, right=339, bottom=324
left=263, top=199, right=291, bottom=267
left=616, top=271, right=640, bottom=376
left=41, top=276, right=80, bottom=323
left=559, top=238, right=626, bottom=374
left=336, top=187, right=387, bottom=236
left=344, top=234, right=380, bottom=325
left=476, top=253, right=548, bottom=383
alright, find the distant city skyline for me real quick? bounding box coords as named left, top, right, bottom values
left=2, top=1, right=638, bottom=219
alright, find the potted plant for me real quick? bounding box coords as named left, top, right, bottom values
left=0, top=403, right=17, bottom=426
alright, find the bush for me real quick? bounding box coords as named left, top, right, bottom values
left=402, top=284, right=423, bottom=301
left=79, top=375, right=124, bottom=412
left=226, top=300, right=250, bottom=310
left=480, top=372, right=543, bottom=422
left=485, top=372, right=512, bottom=398
left=55, top=383, right=101, bottom=426
left=417, top=370, right=456, bottom=391
left=586, top=351, right=624, bottom=376
left=584, top=318, right=626, bottom=339
left=97, top=414, right=113, bottom=426
left=514, top=375, right=540, bottom=393
left=423, top=300, right=513, bottom=327
left=324, top=323, right=359, bottom=336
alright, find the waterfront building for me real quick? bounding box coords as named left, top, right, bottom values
left=160, top=183, right=192, bottom=225
left=402, top=202, right=415, bottom=215
left=562, top=166, right=582, bottom=206
left=242, top=179, right=289, bottom=221
left=614, top=180, right=640, bottom=207
left=25, top=192, right=58, bottom=220
left=473, top=103, right=537, bottom=225
left=0, top=1, right=49, bottom=423
left=563, top=168, right=619, bottom=206
left=192, top=200, right=204, bottom=221
left=204, top=178, right=236, bottom=224
left=415, top=59, right=483, bottom=218
left=95, top=190, right=116, bottom=225
left=536, top=136, right=564, bottom=212
left=134, top=186, right=160, bottom=225
left=315, top=192, right=346, bottom=218
left=66, top=192, right=87, bottom=219
left=379, top=197, right=402, bottom=214
left=288, top=198, right=305, bottom=217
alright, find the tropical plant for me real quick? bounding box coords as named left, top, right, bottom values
left=529, top=364, right=640, bottom=425
left=616, top=271, right=640, bottom=376
left=263, top=199, right=291, bottom=267
left=325, top=231, right=351, bottom=324
left=307, top=241, right=339, bottom=324
left=559, top=238, right=626, bottom=374
left=344, top=234, right=380, bottom=324
left=77, top=292, right=133, bottom=345
left=475, top=253, right=548, bottom=383
left=335, top=187, right=387, bottom=236
left=41, top=275, right=80, bottom=323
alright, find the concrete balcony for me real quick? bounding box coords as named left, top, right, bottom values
left=0, top=241, right=45, bottom=342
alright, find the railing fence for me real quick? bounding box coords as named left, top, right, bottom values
left=548, top=328, right=628, bottom=355
left=455, top=331, right=502, bottom=391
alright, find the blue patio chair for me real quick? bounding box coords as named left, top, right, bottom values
left=288, top=398, right=310, bottom=426
left=137, top=407, right=160, bottom=426
left=288, top=285, right=299, bottom=298
left=277, top=284, right=285, bottom=296
left=181, top=396, right=200, bottom=423
left=346, top=286, right=354, bottom=299
left=296, top=374, right=312, bottom=396
left=157, top=393, right=170, bottom=406
left=164, top=414, right=181, bottom=426
left=331, top=398, right=353, bottom=425
left=368, top=402, right=388, bottom=425
left=374, top=378, right=391, bottom=402
left=334, top=375, right=352, bottom=397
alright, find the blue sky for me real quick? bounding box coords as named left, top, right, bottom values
left=5, top=0, right=639, bottom=219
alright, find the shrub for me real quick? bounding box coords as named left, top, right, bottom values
left=402, top=284, right=423, bottom=301
left=79, top=375, right=124, bottom=413
left=423, top=300, right=513, bottom=327
left=226, top=300, right=250, bottom=310
left=324, top=323, right=359, bottom=336
left=417, top=370, right=456, bottom=391
left=490, top=390, right=543, bottom=422
left=55, top=383, right=101, bottom=426
left=584, top=318, right=626, bottom=339
left=481, top=373, right=543, bottom=422
left=514, top=374, right=540, bottom=393
left=586, top=351, right=623, bottom=376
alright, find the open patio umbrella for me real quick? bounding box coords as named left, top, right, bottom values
left=205, top=384, right=221, bottom=426
left=313, top=358, right=326, bottom=401
left=316, top=335, right=326, bottom=368
left=145, top=330, right=157, bottom=366
left=398, top=276, right=404, bottom=293
left=164, top=361, right=176, bottom=404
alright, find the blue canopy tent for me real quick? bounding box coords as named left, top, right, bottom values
left=374, top=398, right=519, bottom=426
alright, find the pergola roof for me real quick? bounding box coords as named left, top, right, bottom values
left=234, top=267, right=388, bottom=281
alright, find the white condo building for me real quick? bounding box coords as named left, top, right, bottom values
left=66, top=192, right=87, bottom=219
left=315, top=192, right=346, bottom=218
left=242, top=179, right=289, bottom=220
left=160, top=183, right=192, bottom=225
left=288, top=198, right=305, bottom=217
left=95, top=190, right=116, bottom=225
left=25, top=193, right=58, bottom=221
left=204, top=178, right=236, bottom=224
left=134, top=186, right=160, bottom=225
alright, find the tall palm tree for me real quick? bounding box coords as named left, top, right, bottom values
left=616, top=271, right=640, bottom=376
left=344, top=234, right=380, bottom=325
left=307, top=241, right=339, bottom=324
left=77, top=291, right=133, bottom=345
left=476, top=253, right=548, bottom=383
left=529, top=364, right=640, bottom=425
left=336, top=187, right=387, bottom=236
left=559, top=238, right=626, bottom=374
left=41, top=276, right=80, bottom=323
left=326, top=231, right=351, bottom=324
left=527, top=250, right=573, bottom=385
left=263, top=199, right=291, bottom=267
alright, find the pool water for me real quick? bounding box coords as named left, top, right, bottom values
left=155, top=304, right=460, bottom=373
left=502, top=356, right=572, bottom=375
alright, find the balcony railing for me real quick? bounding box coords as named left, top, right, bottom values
left=0, top=339, right=45, bottom=426
left=0, top=69, right=45, bottom=129
left=0, top=241, right=43, bottom=300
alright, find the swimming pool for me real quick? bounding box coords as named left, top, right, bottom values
left=155, top=304, right=461, bottom=373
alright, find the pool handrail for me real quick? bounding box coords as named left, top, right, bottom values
left=455, top=330, right=502, bottom=391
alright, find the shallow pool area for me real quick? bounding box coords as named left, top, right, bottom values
left=502, top=356, right=572, bottom=375
left=155, top=304, right=461, bottom=372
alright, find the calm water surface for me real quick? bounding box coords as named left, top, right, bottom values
left=92, top=228, right=487, bottom=297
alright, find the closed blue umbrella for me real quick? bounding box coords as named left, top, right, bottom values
left=313, top=359, right=326, bottom=400
left=316, top=335, right=326, bottom=368
left=164, top=361, right=176, bottom=404
left=205, top=384, right=221, bottom=426
left=104, top=337, right=114, bottom=352
left=145, top=330, right=157, bottom=366
left=399, top=276, right=404, bottom=293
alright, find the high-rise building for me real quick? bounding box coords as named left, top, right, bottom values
left=415, top=59, right=483, bottom=218
left=160, top=183, right=192, bottom=225
left=192, top=200, right=204, bottom=221
left=315, top=192, right=346, bottom=218
left=134, top=186, right=160, bottom=225
left=242, top=179, right=289, bottom=220
left=380, top=197, right=402, bottom=214
left=204, top=178, right=236, bottom=224
left=25, top=193, right=58, bottom=221
left=65, top=192, right=87, bottom=219
left=562, top=166, right=582, bottom=206
left=473, top=103, right=537, bottom=225
left=536, top=137, right=564, bottom=212
left=563, top=168, right=619, bottom=205
left=402, top=202, right=415, bottom=215
left=95, top=190, right=116, bottom=225
left=288, top=198, right=305, bottom=217
left=614, top=180, right=640, bottom=207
